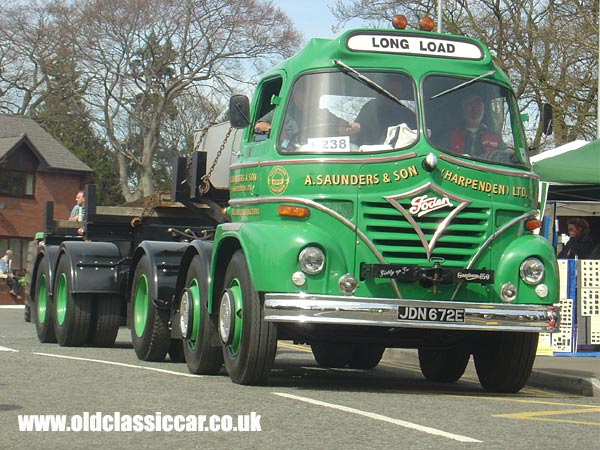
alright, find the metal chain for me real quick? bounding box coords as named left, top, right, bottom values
left=130, top=186, right=160, bottom=228
left=141, top=186, right=160, bottom=218
left=198, top=127, right=234, bottom=194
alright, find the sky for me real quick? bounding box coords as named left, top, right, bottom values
left=274, top=0, right=357, bottom=43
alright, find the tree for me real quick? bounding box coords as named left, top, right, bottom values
left=0, top=1, right=123, bottom=205
left=0, top=0, right=301, bottom=203
left=330, top=0, right=599, bottom=149
left=74, top=0, right=301, bottom=201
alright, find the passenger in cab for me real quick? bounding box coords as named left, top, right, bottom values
left=447, top=94, right=515, bottom=162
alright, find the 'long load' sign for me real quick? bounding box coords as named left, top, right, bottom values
left=346, top=32, right=484, bottom=60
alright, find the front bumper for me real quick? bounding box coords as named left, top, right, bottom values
left=264, top=293, right=560, bottom=333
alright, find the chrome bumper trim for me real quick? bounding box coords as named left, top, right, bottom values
left=264, top=293, right=559, bottom=333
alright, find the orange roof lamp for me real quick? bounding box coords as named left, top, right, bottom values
left=391, top=14, right=435, bottom=31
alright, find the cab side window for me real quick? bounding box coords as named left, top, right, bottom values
left=253, top=77, right=283, bottom=141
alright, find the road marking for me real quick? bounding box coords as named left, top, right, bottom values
left=33, top=352, right=198, bottom=377
left=278, top=342, right=310, bottom=353
left=273, top=392, right=482, bottom=443
left=0, top=305, right=25, bottom=309
left=0, top=345, right=18, bottom=352
left=494, top=406, right=600, bottom=426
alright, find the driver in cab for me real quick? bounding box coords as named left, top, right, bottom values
left=254, top=82, right=360, bottom=150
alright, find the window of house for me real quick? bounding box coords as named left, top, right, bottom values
left=0, top=170, right=35, bottom=196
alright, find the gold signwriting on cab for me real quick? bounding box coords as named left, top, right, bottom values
left=305, top=166, right=418, bottom=186
left=440, top=169, right=527, bottom=197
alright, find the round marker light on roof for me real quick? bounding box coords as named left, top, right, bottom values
left=419, top=16, right=435, bottom=31
left=392, top=15, right=408, bottom=30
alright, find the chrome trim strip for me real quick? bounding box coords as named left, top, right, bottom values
left=438, top=153, right=538, bottom=179
left=230, top=196, right=402, bottom=298
left=230, top=152, right=418, bottom=170
left=264, top=293, right=559, bottom=333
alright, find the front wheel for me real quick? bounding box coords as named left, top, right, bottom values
left=219, top=251, right=277, bottom=385
left=473, top=332, right=538, bottom=393
left=130, top=255, right=170, bottom=361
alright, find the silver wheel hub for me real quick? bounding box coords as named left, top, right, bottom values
left=179, top=290, right=192, bottom=339
left=219, top=290, right=234, bottom=344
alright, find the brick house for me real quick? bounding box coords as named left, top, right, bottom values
left=0, top=115, right=92, bottom=273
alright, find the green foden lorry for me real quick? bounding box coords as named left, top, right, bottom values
left=29, top=20, right=559, bottom=393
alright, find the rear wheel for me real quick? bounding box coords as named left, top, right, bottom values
left=130, top=255, right=170, bottom=361
left=348, top=345, right=385, bottom=370
left=473, top=331, right=538, bottom=393
left=311, top=343, right=353, bottom=368
left=418, top=343, right=470, bottom=383
left=53, top=256, right=92, bottom=347
left=220, top=251, right=276, bottom=385
left=23, top=240, right=38, bottom=323
left=181, top=255, right=222, bottom=374
left=88, top=295, right=121, bottom=347
left=33, top=257, right=56, bottom=343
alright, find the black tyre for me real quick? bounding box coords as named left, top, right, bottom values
left=418, top=344, right=470, bottom=383
left=53, top=256, right=92, bottom=347
left=348, top=345, right=385, bottom=370
left=23, top=240, right=38, bottom=323
left=168, top=339, right=185, bottom=363
left=33, top=257, right=56, bottom=343
left=473, top=331, right=538, bottom=393
left=130, top=254, right=170, bottom=361
left=220, top=251, right=277, bottom=385
left=311, top=343, right=353, bottom=368
left=88, top=295, right=121, bottom=347
left=181, top=255, right=222, bottom=374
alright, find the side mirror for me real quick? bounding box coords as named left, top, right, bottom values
left=542, top=103, right=553, bottom=136
left=229, top=95, right=250, bottom=129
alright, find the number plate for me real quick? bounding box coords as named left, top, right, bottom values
left=305, top=136, right=350, bottom=151
left=398, top=306, right=465, bottom=323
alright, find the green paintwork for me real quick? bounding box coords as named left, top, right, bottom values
left=226, top=278, right=243, bottom=357
left=133, top=274, right=149, bottom=338
left=55, top=273, right=67, bottom=326
left=36, top=274, right=47, bottom=324
left=187, top=278, right=201, bottom=350
left=210, top=26, right=559, bottom=309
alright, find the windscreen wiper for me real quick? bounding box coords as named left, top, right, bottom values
left=333, top=59, right=406, bottom=108
left=430, top=70, right=495, bottom=99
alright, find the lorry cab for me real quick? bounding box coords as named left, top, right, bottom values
left=215, top=21, right=559, bottom=390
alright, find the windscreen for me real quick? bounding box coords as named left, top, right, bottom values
left=277, top=71, right=418, bottom=153
left=423, top=75, right=529, bottom=168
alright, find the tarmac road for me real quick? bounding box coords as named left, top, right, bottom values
left=1, top=306, right=599, bottom=450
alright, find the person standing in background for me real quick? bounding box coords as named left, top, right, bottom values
left=558, top=217, right=594, bottom=259
left=0, top=249, right=21, bottom=298
left=69, top=190, right=84, bottom=221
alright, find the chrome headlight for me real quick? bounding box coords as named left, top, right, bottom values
left=298, top=246, right=325, bottom=274
left=519, top=258, right=544, bottom=285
